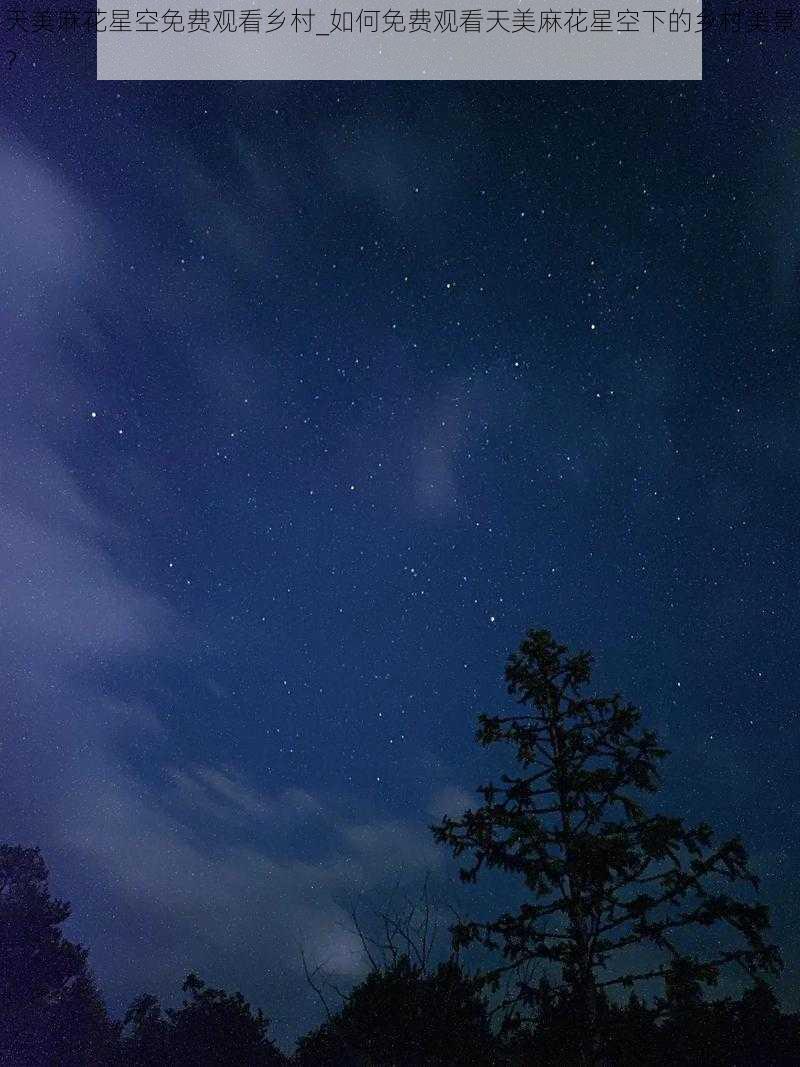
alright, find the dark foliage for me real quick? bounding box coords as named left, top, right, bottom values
left=0, top=631, right=796, bottom=1065
left=121, top=972, right=286, bottom=1067
left=0, top=844, right=118, bottom=1066
left=294, top=955, right=498, bottom=1066
left=504, top=975, right=800, bottom=1067
left=432, top=629, right=782, bottom=1063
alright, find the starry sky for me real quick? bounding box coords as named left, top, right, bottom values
left=1, top=26, right=799, bottom=1051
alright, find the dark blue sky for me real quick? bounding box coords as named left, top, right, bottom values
left=1, top=26, right=799, bottom=1050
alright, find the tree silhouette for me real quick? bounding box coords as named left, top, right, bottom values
left=121, top=992, right=171, bottom=1065
left=432, top=628, right=781, bottom=1065
left=0, top=844, right=117, bottom=1065
left=122, top=973, right=286, bottom=1067
left=295, top=955, right=498, bottom=1066
left=503, top=975, right=634, bottom=1066
left=500, top=976, right=800, bottom=1067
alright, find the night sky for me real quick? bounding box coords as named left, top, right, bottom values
left=2, top=27, right=799, bottom=1051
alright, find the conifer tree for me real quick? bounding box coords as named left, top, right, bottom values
left=432, top=629, right=780, bottom=1064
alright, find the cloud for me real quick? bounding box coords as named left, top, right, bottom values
left=0, top=419, right=442, bottom=1039
left=405, top=365, right=535, bottom=522
left=428, top=785, right=475, bottom=822
left=0, top=139, right=455, bottom=1049
left=68, top=758, right=441, bottom=955
left=0, top=142, right=98, bottom=300
left=61, top=751, right=444, bottom=1041
left=0, top=417, right=440, bottom=1033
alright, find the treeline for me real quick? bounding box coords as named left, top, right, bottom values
left=1, top=844, right=798, bottom=1065
left=3, top=628, right=798, bottom=1065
